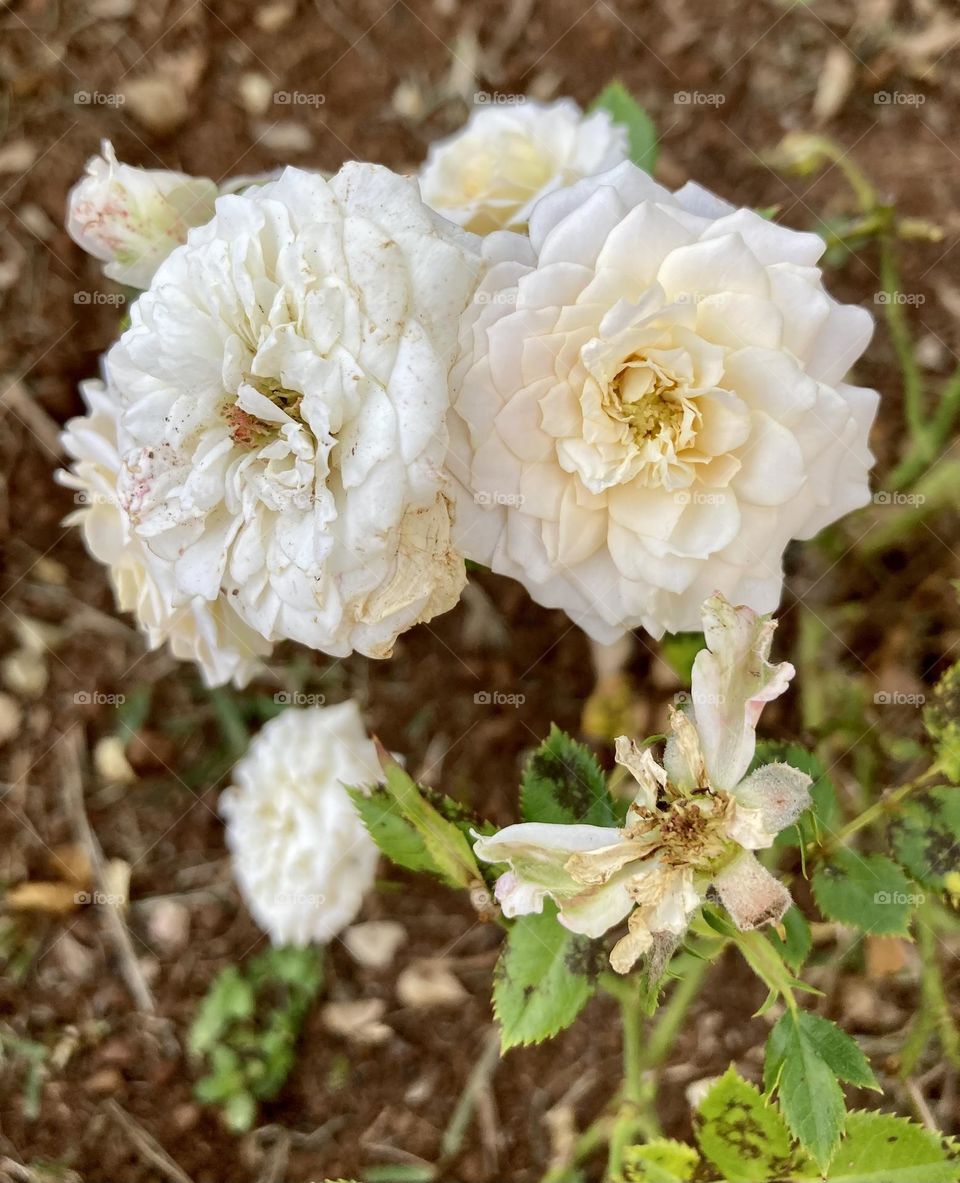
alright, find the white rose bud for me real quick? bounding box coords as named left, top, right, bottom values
left=66, top=140, right=217, bottom=289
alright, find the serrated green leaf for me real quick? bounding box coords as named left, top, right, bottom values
left=623, top=1138, right=699, bottom=1182
left=765, top=1011, right=846, bottom=1169
left=492, top=906, right=596, bottom=1050
left=825, top=1111, right=959, bottom=1181
left=767, top=906, right=812, bottom=973
left=889, top=786, right=960, bottom=892
left=812, top=848, right=914, bottom=934
left=381, top=762, right=482, bottom=889
left=792, top=1011, right=878, bottom=1091
left=591, top=81, right=658, bottom=173
left=520, top=724, right=615, bottom=827
left=924, top=662, right=960, bottom=783
left=347, top=786, right=439, bottom=875
left=695, top=1066, right=795, bottom=1182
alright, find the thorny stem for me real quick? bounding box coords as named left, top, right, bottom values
left=607, top=987, right=655, bottom=1179
left=816, top=762, right=941, bottom=855
left=901, top=906, right=960, bottom=1077
left=816, top=139, right=960, bottom=493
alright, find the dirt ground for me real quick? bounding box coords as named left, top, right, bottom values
left=2, top=0, right=960, bottom=1180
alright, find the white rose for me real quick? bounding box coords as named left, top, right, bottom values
left=108, top=163, right=481, bottom=659
left=220, top=702, right=381, bottom=945
left=57, top=378, right=270, bottom=688
left=448, top=162, right=879, bottom=641
left=66, top=141, right=217, bottom=289
left=419, top=99, right=628, bottom=234
left=474, top=594, right=811, bottom=974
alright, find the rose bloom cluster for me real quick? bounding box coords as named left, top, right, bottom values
left=59, top=97, right=878, bottom=949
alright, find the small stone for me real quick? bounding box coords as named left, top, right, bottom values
left=84, top=1067, right=124, bottom=1096
left=396, top=960, right=468, bottom=1008
left=0, top=140, right=37, bottom=173
left=343, top=920, right=405, bottom=970
left=253, top=121, right=314, bottom=154
left=145, top=898, right=190, bottom=955
left=0, top=692, right=23, bottom=746
left=2, top=649, right=48, bottom=698
left=254, top=1, right=295, bottom=32
left=321, top=998, right=392, bottom=1045
left=238, top=72, right=274, bottom=117
left=94, top=736, right=136, bottom=785
left=124, top=75, right=190, bottom=134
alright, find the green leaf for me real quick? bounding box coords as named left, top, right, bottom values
left=767, top=906, right=812, bottom=973
left=695, top=1067, right=795, bottom=1181
left=659, top=632, right=703, bottom=684
left=924, top=661, right=960, bottom=783
left=764, top=1011, right=846, bottom=1169
left=520, top=724, right=615, bottom=827
left=622, top=1139, right=699, bottom=1182
left=812, top=848, right=914, bottom=935
left=492, top=905, right=596, bottom=1050
left=779, top=1011, right=878, bottom=1092
left=890, top=786, right=960, bottom=892
left=591, top=81, right=658, bottom=173
left=825, top=1111, right=958, bottom=1181
left=347, top=786, right=439, bottom=875
left=380, top=761, right=482, bottom=890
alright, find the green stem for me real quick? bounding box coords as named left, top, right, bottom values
left=818, top=763, right=940, bottom=854
left=643, top=956, right=710, bottom=1069
left=878, top=229, right=926, bottom=445
left=606, top=988, right=656, bottom=1179
left=890, top=362, right=960, bottom=489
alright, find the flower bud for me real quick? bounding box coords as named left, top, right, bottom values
left=66, top=140, right=217, bottom=288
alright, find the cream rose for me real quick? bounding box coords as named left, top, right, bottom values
left=108, top=163, right=481, bottom=659
left=58, top=379, right=271, bottom=688
left=448, top=161, right=879, bottom=641
left=220, top=702, right=381, bottom=945
left=419, top=99, right=628, bottom=234
left=66, top=141, right=217, bottom=289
